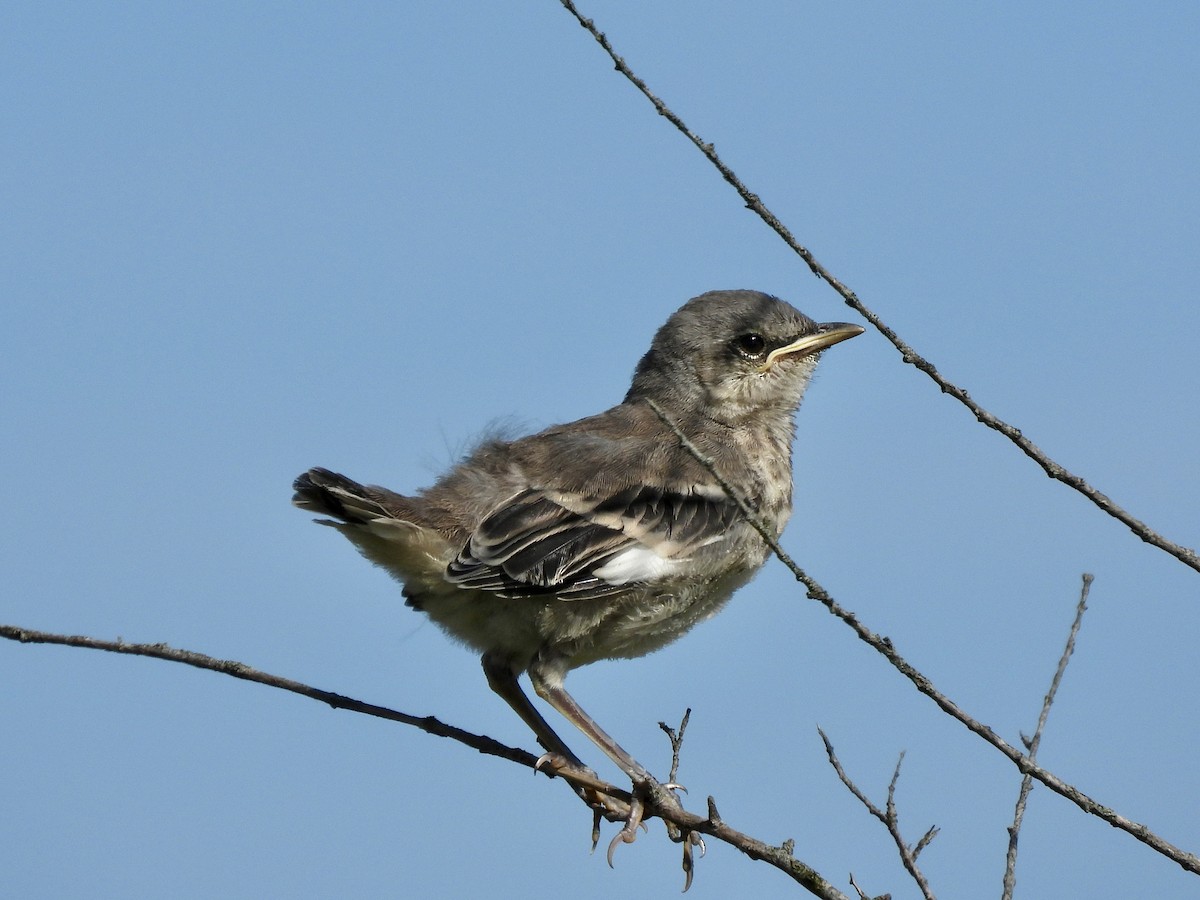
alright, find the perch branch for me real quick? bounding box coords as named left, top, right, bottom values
left=0, top=623, right=850, bottom=900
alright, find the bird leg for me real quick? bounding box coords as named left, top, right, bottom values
left=487, top=654, right=685, bottom=855
left=528, top=668, right=654, bottom=784
left=527, top=660, right=687, bottom=856
left=483, top=653, right=632, bottom=830
left=482, top=653, right=588, bottom=770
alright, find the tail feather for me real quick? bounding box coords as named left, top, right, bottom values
left=292, top=467, right=410, bottom=524
left=293, top=467, right=453, bottom=592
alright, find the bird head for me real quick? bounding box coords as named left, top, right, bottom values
left=625, top=290, right=863, bottom=426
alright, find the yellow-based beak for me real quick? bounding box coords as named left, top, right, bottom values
left=764, top=322, right=864, bottom=368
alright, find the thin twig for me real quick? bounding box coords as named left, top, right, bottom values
left=557, top=0, right=1199, bottom=578
left=819, top=730, right=937, bottom=900
left=0, top=623, right=850, bottom=900
left=657, top=708, right=705, bottom=892
left=643, top=399, right=1200, bottom=877
left=1003, top=574, right=1094, bottom=899
left=658, top=707, right=692, bottom=786
left=846, top=873, right=878, bottom=900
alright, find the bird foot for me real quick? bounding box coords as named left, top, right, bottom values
left=603, top=775, right=688, bottom=865
left=538, top=756, right=691, bottom=875
left=606, top=787, right=649, bottom=866
left=534, top=751, right=605, bottom=794
left=535, top=752, right=637, bottom=844
left=533, top=751, right=574, bottom=775
left=679, top=830, right=705, bottom=892
left=604, top=778, right=704, bottom=891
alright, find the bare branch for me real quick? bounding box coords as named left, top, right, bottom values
left=847, top=872, right=888, bottom=900
left=913, top=825, right=940, bottom=861
left=1, top=623, right=851, bottom=900
left=658, top=707, right=692, bottom=787
left=1, top=624, right=548, bottom=764
left=819, top=730, right=937, bottom=900
left=655, top=709, right=706, bottom=892
left=643, top=399, right=1200, bottom=876
left=557, top=0, right=1199, bottom=577
left=1003, top=574, right=1094, bottom=899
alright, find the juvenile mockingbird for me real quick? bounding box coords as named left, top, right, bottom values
left=293, top=290, right=860, bottom=821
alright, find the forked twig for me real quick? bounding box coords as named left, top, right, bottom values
left=659, top=707, right=692, bottom=787
left=819, top=730, right=938, bottom=900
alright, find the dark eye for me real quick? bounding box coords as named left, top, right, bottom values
left=733, top=332, right=766, bottom=358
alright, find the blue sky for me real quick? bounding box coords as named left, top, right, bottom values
left=3, top=3, right=1198, bottom=898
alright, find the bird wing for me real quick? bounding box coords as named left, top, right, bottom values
left=445, top=483, right=743, bottom=600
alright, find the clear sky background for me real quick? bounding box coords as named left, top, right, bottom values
left=3, top=3, right=1198, bottom=898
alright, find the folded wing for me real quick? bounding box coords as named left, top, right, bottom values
left=446, top=483, right=741, bottom=600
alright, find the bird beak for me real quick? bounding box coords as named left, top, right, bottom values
left=764, top=322, right=865, bottom=368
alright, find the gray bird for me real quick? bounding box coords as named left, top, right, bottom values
left=293, top=289, right=861, bottom=829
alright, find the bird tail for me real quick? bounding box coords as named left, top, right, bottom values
left=293, top=467, right=403, bottom=523
left=292, top=467, right=453, bottom=592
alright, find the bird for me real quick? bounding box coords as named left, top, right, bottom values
left=292, top=289, right=861, bottom=839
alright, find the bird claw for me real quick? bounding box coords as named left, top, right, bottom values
left=534, top=751, right=571, bottom=774
left=602, top=780, right=703, bottom=890
left=535, top=752, right=609, bottom=807
left=606, top=790, right=648, bottom=867
left=680, top=829, right=706, bottom=892
left=536, top=752, right=638, bottom=852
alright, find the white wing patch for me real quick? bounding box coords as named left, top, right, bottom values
left=592, top=545, right=683, bottom=585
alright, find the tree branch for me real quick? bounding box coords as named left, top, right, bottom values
left=0, top=624, right=546, bottom=762
left=557, top=0, right=1199, bottom=577
left=643, top=399, right=1200, bottom=877
left=0, top=622, right=850, bottom=900
left=819, top=730, right=938, bottom=900
left=1002, top=574, right=1094, bottom=899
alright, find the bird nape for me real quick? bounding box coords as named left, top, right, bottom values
left=292, top=289, right=862, bottom=854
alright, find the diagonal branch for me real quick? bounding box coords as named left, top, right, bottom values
left=0, top=623, right=850, bottom=900
left=557, top=0, right=1199, bottom=577
left=1003, top=574, right=1094, bottom=899
left=643, top=399, right=1200, bottom=877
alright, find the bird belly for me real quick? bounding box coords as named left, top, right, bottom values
left=544, top=565, right=758, bottom=668
left=406, top=586, right=549, bottom=663
left=410, top=565, right=757, bottom=672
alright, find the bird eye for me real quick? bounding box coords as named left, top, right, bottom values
left=733, top=332, right=766, bottom=358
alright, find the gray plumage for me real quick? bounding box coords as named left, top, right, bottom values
left=293, top=289, right=861, bottom=792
